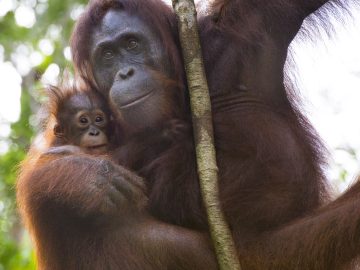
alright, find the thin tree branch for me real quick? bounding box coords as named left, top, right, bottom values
left=172, top=1, right=241, bottom=269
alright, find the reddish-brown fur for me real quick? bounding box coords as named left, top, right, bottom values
left=18, top=153, right=216, bottom=270
left=18, top=0, right=360, bottom=269
left=18, top=83, right=215, bottom=269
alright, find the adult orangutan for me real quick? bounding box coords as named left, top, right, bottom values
left=17, top=0, right=360, bottom=269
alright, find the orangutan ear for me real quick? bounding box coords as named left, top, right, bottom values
left=53, top=124, right=65, bottom=138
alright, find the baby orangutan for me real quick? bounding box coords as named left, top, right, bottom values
left=46, top=85, right=114, bottom=156
left=18, top=85, right=217, bottom=270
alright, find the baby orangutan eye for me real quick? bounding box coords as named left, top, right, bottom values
left=95, top=116, right=103, bottom=122
left=79, top=116, right=89, bottom=125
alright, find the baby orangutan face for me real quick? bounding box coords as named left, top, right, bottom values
left=54, top=92, right=111, bottom=155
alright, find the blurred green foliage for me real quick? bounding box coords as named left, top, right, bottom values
left=0, top=0, right=86, bottom=269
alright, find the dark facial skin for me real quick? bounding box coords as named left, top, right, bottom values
left=91, top=10, right=174, bottom=135
left=54, top=93, right=110, bottom=155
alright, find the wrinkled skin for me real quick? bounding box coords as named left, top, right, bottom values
left=91, top=10, right=178, bottom=135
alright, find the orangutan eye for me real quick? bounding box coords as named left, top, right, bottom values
left=103, top=50, right=114, bottom=60
left=95, top=116, right=103, bottom=123
left=79, top=117, right=89, bottom=124
left=127, top=39, right=138, bottom=50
